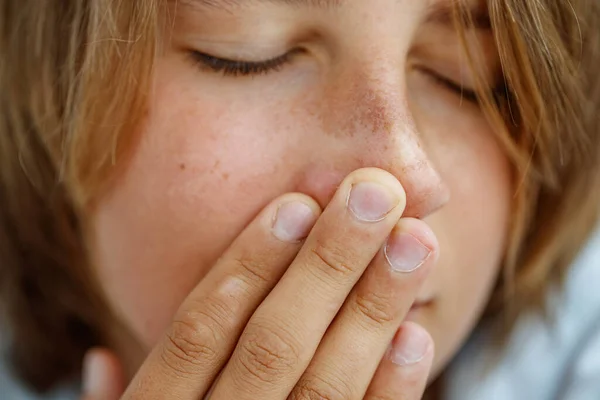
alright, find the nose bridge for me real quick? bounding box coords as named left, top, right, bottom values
left=322, top=64, right=407, bottom=140
left=320, top=65, right=449, bottom=218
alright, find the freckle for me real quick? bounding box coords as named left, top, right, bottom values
left=222, top=172, right=230, bottom=180
left=326, top=74, right=399, bottom=139
left=179, top=163, right=186, bottom=170
left=384, top=120, right=394, bottom=134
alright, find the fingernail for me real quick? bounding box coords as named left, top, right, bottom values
left=384, top=232, right=431, bottom=273
left=82, top=351, right=102, bottom=395
left=272, top=201, right=316, bottom=242
left=390, top=324, right=430, bottom=366
left=347, top=182, right=398, bottom=222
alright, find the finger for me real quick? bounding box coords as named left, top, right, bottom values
left=364, top=322, right=434, bottom=400
left=123, top=194, right=321, bottom=399
left=211, top=168, right=407, bottom=400
left=289, top=218, right=437, bottom=400
left=81, top=348, right=125, bottom=400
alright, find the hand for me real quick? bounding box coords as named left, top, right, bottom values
left=82, top=168, right=437, bottom=400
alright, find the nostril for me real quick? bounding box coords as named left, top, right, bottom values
left=402, top=180, right=450, bottom=219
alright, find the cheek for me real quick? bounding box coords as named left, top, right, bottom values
left=91, top=62, right=305, bottom=346
left=421, top=115, right=512, bottom=373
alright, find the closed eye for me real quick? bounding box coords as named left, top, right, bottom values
left=419, top=66, right=505, bottom=105
left=420, top=67, right=479, bottom=103
left=189, top=50, right=298, bottom=77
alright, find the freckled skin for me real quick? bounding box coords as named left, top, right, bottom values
left=91, top=0, right=511, bottom=379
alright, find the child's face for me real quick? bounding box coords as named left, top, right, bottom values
left=91, top=0, right=511, bottom=376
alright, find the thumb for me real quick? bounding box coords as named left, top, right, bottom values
left=81, top=348, right=126, bottom=400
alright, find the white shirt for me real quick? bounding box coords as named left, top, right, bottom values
left=446, top=228, right=600, bottom=400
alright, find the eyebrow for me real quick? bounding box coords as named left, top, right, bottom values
left=182, top=0, right=342, bottom=9
left=181, top=0, right=491, bottom=30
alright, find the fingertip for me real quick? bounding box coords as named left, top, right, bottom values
left=366, top=323, right=435, bottom=399
left=82, top=348, right=125, bottom=400
left=347, top=168, right=408, bottom=214
left=270, top=194, right=322, bottom=243
left=284, top=192, right=323, bottom=214
left=394, top=218, right=440, bottom=263
left=389, top=322, right=434, bottom=367
left=82, top=349, right=102, bottom=397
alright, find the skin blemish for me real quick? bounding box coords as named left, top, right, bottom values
left=210, top=159, right=221, bottom=174
left=179, top=163, right=186, bottom=170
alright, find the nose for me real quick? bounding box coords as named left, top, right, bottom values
left=296, top=66, right=450, bottom=219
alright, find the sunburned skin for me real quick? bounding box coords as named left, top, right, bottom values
left=91, top=0, right=512, bottom=381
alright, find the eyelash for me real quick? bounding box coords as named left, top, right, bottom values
left=190, top=51, right=295, bottom=76
left=426, top=72, right=478, bottom=103
left=191, top=51, right=483, bottom=103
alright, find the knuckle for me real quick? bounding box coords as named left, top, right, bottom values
left=161, top=311, right=222, bottom=374
left=236, top=322, right=300, bottom=384
left=310, top=239, right=357, bottom=277
left=291, top=376, right=351, bottom=400
left=234, top=252, right=272, bottom=286
left=352, top=290, right=396, bottom=326
left=368, top=395, right=393, bottom=400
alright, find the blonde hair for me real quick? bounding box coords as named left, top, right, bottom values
left=0, top=0, right=598, bottom=392
left=457, top=1, right=600, bottom=313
